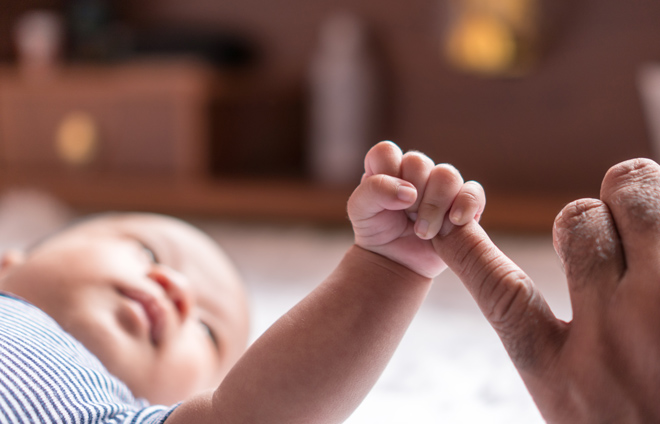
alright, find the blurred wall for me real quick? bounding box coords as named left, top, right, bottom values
left=3, top=0, right=660, bottom=197
left=126, top=0, right=660, bottom=195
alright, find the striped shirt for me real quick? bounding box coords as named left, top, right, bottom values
left=0, top=293, right=178, bottom=423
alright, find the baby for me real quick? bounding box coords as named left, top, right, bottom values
left=0, top=141, right=485, bottom=423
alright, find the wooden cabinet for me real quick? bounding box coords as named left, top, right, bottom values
left=0, top=60, right=355, bottom=225
left=0, top=61, right=212, bottom=176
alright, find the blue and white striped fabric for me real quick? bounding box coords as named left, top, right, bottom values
left=0, top=293, right=178, bottom=423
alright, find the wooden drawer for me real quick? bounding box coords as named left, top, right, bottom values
left=0, top=61, right=214, bottom=177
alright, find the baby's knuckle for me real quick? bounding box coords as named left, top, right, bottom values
left=401, top=153, right=432, bottom=178
left=465, top=179, right=483, bottom=188
left=431, top=163, right=462, bottom=183
left=419, top=200, right=444, bottom=215
left=402, top=150, right=424, bottom=160
left=366, top=174, right=390, bottom=195
left=459, top=190, right=480, bottom=206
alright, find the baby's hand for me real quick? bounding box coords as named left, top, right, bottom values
left=347, top=141, right=485, bottom=278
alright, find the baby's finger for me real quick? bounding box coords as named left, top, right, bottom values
left=363, top=141, right=403, bottom=180
left=449, top=181, right=486, bottom=226
left=415, top=164, right=464, bottom=240
left=401, top=151, right=435, bottom=218
left=348, top=174, right=418, bottom=222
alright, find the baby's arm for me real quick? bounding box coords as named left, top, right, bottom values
left=165, top=141, right=485, bottom=424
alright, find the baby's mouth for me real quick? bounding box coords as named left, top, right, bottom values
left=118, top=288, right=166, bottom=346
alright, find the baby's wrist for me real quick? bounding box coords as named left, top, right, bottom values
left=347, top=245, right=433, bottom=286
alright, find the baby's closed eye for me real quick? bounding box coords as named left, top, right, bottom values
left=139, top=241, right=159, bottom=263
left=200, top=321, right=219, bottom=349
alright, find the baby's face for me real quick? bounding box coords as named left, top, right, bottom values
left=0, top=213, right=250, bottom=405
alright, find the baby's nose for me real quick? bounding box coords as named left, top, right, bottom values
left=148, top=266, right=194, bottom=322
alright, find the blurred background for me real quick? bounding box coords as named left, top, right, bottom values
left=0, top=0, right=658, bottom=231
left=0, top=1, right=658, bottom=421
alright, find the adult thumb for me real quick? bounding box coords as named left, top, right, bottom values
left=433, top=220, right=566, bottom=371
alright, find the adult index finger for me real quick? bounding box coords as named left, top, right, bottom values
left=432, top=220, right=567, bottom=371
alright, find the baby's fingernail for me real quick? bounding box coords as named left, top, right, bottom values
left=407, top=212, right=418, bottom=222
left=415, top=219, right=430, bottom=239
left=397, top=185, right=416, bottom=203
left=450, top=209, right=463, bottom=224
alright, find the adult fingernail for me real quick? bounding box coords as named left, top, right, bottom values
left=415, top=219, right=430, bottom=239
left=397, top=185, right=417, bottom=203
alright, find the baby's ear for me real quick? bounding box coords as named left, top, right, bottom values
left=0, top=250, right=26, bottom=277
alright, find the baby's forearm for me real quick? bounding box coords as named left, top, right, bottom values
left=167, top=245, right=432, bottom=424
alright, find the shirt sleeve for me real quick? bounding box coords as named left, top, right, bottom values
left=109, top=403, right=180, bottom=424
left=0, top=294, right=183, bottom=424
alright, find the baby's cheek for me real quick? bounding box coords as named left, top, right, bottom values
left=171, top=329, right=223, bottom=391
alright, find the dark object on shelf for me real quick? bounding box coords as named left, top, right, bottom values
left=132, top=28, right=258, bottom=69
left=66, top=0, right=130, bottom=62
left=210, top=86, right=306, bottom=178
left=0, top=61, right=214, bottom=177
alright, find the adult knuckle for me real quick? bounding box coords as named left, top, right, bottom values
left=451, top=235, right=488, bottom=274
left=485, top=276, right=548, bottom=369
left=482, top=270, right=533, bottom=325
left=604, top=158, right=660, bottom=187
left=603, top=158, right=660, bottom=231
left=554, top=200, right=620, bottom=278
left=554, top=199, right=603, bottom=233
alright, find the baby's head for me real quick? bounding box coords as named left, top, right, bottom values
left=0, top=212, right=250, bottom=405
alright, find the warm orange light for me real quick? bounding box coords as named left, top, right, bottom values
left=444, top=0, right=539, bottom=77
left=55, top=111, right=99, bottom=166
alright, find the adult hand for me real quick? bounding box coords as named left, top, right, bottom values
left=433, top=158, right=660, bottom=423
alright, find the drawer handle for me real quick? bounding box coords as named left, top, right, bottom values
left=55, top=111, right=98, bottom=166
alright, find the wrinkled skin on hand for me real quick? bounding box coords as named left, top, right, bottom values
left=433, top=158, right=660, bottom=423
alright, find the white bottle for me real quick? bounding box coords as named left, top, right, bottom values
left=307, top=12, right=378, bottom=186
